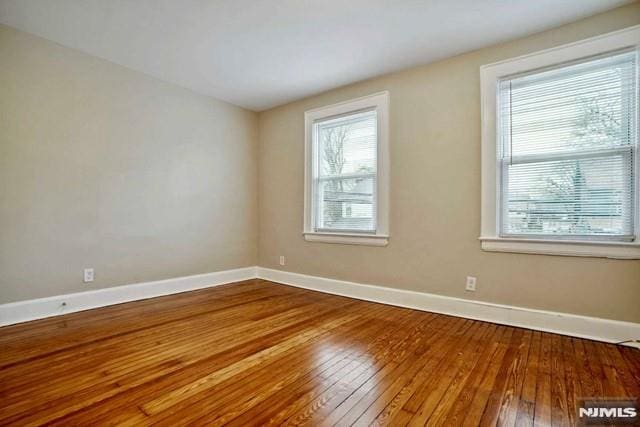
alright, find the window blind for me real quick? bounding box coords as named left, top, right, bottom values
left=314, top=110, right=377, bottom=232
left=498, top=49, right=637, bottom=240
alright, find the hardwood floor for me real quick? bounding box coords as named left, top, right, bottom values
left=0, top=279, right=638, bottom=426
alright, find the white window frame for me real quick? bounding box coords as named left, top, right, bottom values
left=480, top=25, right=640, bottom=259
left=304, top=92, right=390, bottom=246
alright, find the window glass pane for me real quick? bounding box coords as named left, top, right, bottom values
left=314, top=109, right=377, bottom=232
left=504, top=154, right=633, bottom=236
left=317, top=110, right=377, bottom=177
left=317, top=176, right=375, bottom=231
left=502, top=51, right=635, bottom=157
left=499, top=50, right=636, bottom=239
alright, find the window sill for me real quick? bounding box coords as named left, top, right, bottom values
left=303, top=232, right=389, bottom=246
left=479, top=237, right=640, bottom=259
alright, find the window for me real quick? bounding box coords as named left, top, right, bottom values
left=500, top=50, right=635, bottom=239
left=480, top=26, right=640, bottom=259
left=304, top=92, right=389, bottom=246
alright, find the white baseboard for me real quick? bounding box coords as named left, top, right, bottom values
left=0, top=266, right=257, bottom=327
left=257, top=267, right=640, bottom=348
left=3, top=266, right=638, bottom=348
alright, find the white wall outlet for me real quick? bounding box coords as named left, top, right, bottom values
left=84, top=268, right=94, bottom=283
left=465, top=276, right=477, bottom=291
left=279, top=256, right=285, bottom=266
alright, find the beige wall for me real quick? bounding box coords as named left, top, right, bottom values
left=257, top=4, right=640, bottom=323
left=0, top=24, right=258, bottom=303
left=2, top=5, right=639, bottom=322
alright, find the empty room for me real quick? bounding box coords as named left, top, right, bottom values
left=1, top=1, right=639, bottom=425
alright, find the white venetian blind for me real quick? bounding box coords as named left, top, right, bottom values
left=314, top=110, right=377, bottom=232
left=498, top=49, right=637, bottom=240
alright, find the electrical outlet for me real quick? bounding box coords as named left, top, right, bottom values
left=279, top=256, right=285, bottom=266
left=465, top=276, right=477, bottom=291
left=84, top=268, right=94, bottom=283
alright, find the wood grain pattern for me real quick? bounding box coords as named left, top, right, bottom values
left=0, top=279, right=638, bottom=426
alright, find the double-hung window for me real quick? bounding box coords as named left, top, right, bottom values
left=481, top=27, right=640, bottom=259
left=304, top=92, right=389, bottom=246
left=500, top=50, right=635, bottom=239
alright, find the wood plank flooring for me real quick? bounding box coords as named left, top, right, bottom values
left=0, top=279, right=638, bottom=426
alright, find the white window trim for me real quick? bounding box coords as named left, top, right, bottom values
left=304, top=92, right=390, bottom=246
left=480, top=25, right=640, bottom=259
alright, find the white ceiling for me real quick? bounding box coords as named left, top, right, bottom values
left=0, top=0, right=632, bottom=111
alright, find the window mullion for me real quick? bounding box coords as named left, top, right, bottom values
left=318, top=172, right=376, bottom=181
left=507, top=146, right=633, bottom=165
